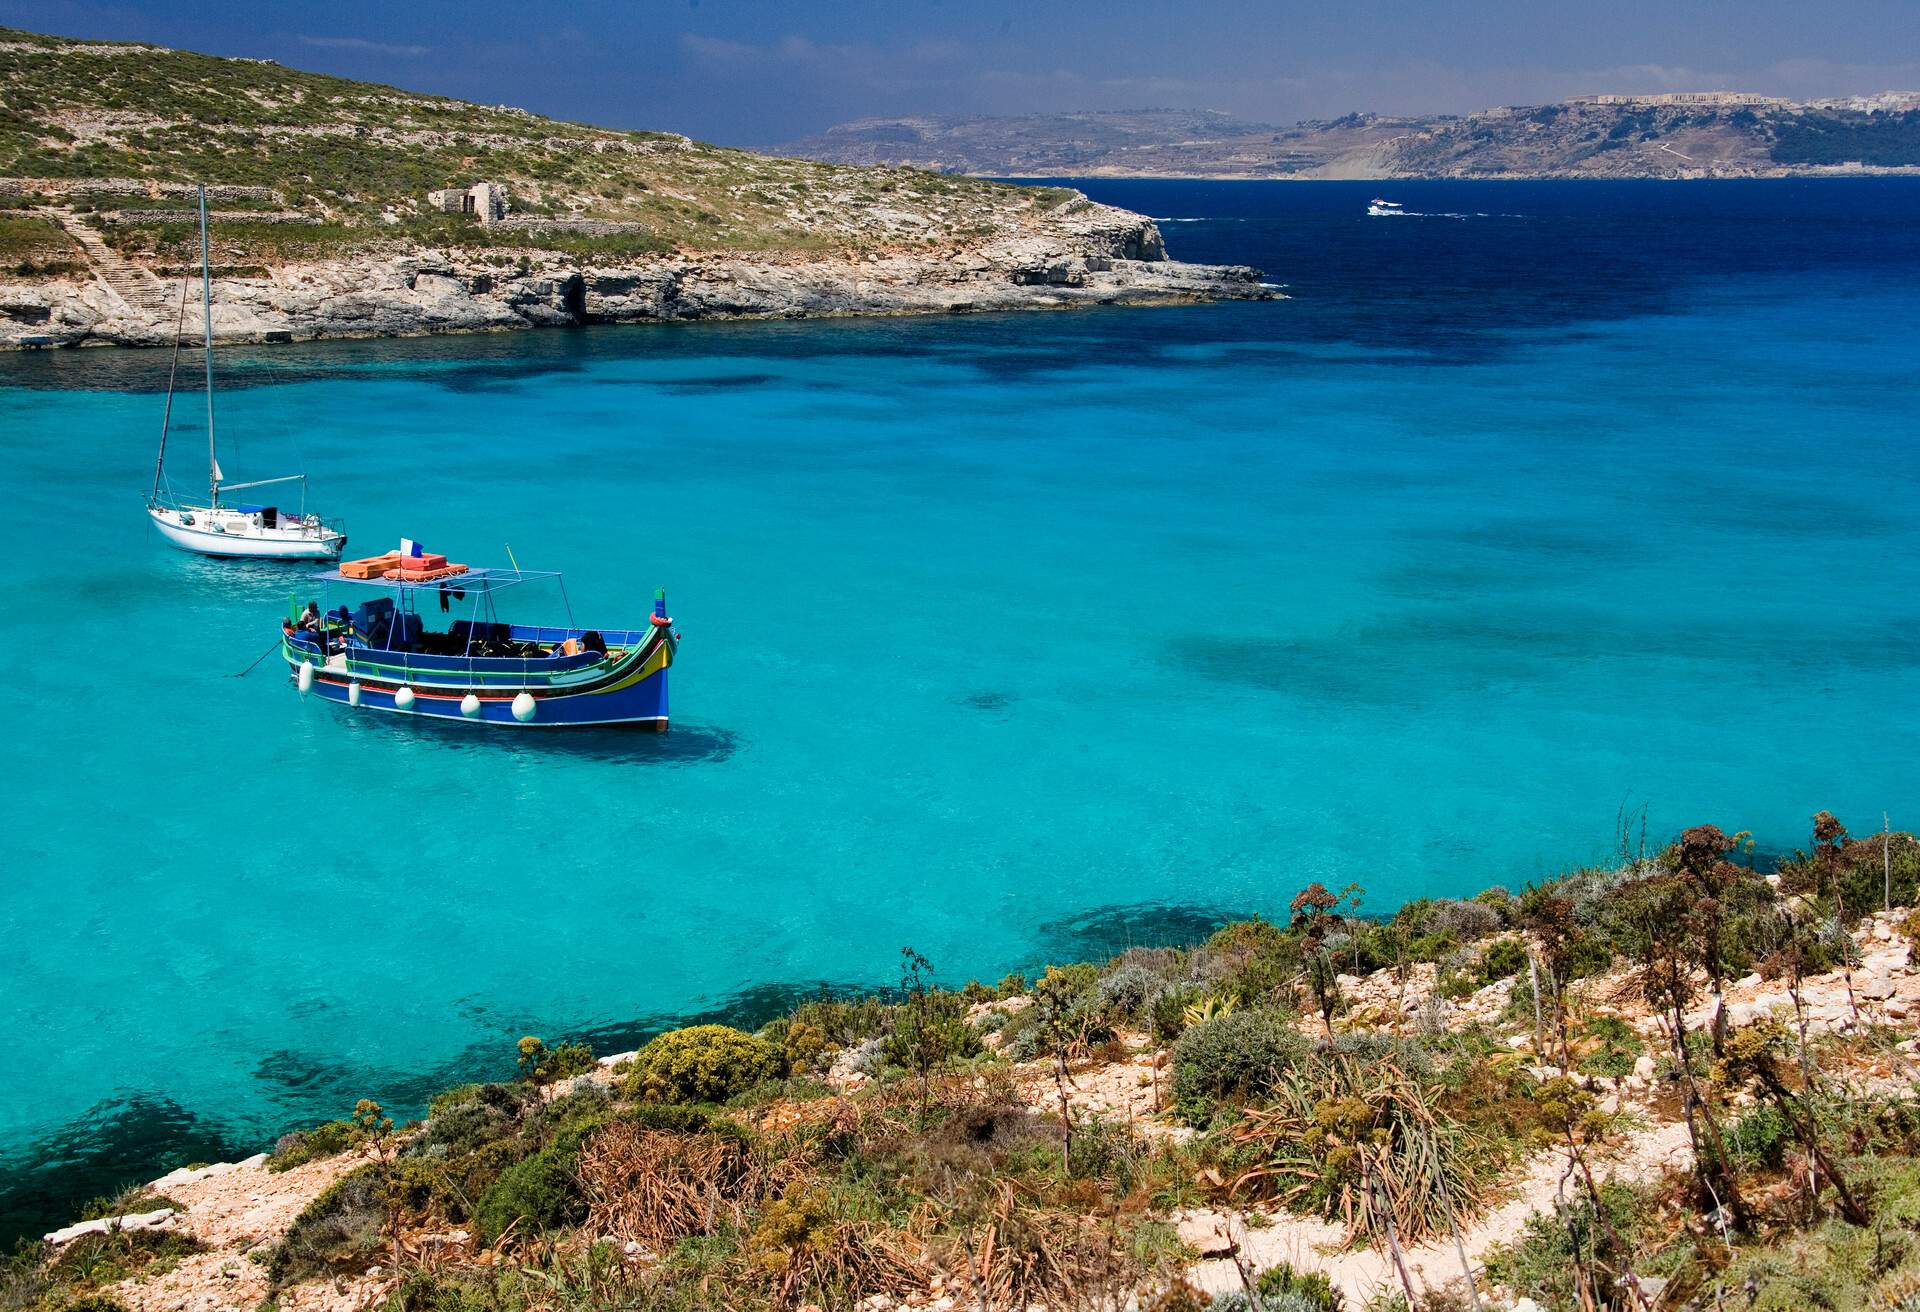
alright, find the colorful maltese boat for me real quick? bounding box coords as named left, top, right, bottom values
left=281, top=546, right=675, bottom=729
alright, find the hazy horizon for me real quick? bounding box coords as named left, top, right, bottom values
left=3, top=0, right=1917, bottom=147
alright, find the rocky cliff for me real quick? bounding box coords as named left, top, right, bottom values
left=0, top=197, right=1265, bottom=349
left=0, top=27, right=1270, bottom=349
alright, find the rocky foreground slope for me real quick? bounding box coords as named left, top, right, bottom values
left=19, top=817, right=1920, bottom=1312
left=0, top=27, right=1269, bottom=349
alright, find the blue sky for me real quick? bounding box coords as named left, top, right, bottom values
left=5, top=0, right=1918, bottom=145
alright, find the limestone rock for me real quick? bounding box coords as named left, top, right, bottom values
left=46, top=1206, right=177, bottom=1245
left=0, top=201, right=1273, bottom=351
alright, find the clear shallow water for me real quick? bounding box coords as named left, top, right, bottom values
left=2, top=178, right=1917, bottom=1233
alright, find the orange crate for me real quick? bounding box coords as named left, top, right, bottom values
left=340, top=552, right=401, bottom=579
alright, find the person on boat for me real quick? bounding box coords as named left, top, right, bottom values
left=296, top=600, right=325, bottom=654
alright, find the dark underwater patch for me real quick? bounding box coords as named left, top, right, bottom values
left=1171, top=598, right=1920, bottom=712
left=1409, top=516, right=1645, bottom=565
left=570, top=977, right=889, bottom=1057
left=251, top=1046, right=496, bottom=1116
left=651, top=372, right=779, bottom=393
left=1030, top=901, right=1234, bottom=964
left=0, top=1095, right=252, bottom=1250
left=958, top=690, right=1015, bottom=711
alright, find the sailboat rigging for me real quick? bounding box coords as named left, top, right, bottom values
left=146, top=185, right=346, bottom=560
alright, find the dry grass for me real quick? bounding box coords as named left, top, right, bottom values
left=578, top=1122, right=786, bottom=1250
left=935, top=1181, right=1154, bottom=1312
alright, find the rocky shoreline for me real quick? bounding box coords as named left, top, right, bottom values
left=30, top=901, right=1918, bottom=1312
left=0, top=204, right=1274, bottom=351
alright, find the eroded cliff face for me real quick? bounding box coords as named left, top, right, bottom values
left=0, top=203, right=1265, bottom=350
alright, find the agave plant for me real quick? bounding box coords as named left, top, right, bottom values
left=1183, top=993, right=1238, bottom=1028
left=1227, top=1053, right=1497, bottom=1248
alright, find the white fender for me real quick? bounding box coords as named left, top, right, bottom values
left=296, top=661, right=314, bottom=695
left=347, top=681, right=362, bottom=708
left=511, top=691, right=537, bottom=722
left=460, top=693, right=481, bottom=718
left=394, top=685, right=415, bottom=710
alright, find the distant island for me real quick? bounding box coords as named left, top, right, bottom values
left=0, top=27, right=1268, bottom=350
left=783, top=94, right=1920, bottom=179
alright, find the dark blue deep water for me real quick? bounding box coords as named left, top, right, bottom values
left=1, top=178, right=1917, bottom=1238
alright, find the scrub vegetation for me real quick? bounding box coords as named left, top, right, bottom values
left=0, top=24, right=1080, bottom=267
left=11, top=810, right=1920, bottom=1311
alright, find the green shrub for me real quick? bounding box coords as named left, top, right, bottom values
left=781, top=1018, right=829, bottom=1072
left=1170, top=1010, right=1310, bottom=1125
left=1149, top=983, right=1201, bottom=1045
left=880, top=990, right=979, bottom=1075
left=380, top=1270, right=500, bottom=1311
left=428, top=1084, right=483, bottom=1118
left=75, top=1188, right=180, bottom=1221
left=1257, top=1259, right=1342, bottom=1310
left=788, top=996, right=891, bottom=1046
left=269, top=1117, right=361, bottom=1171
left=623, top=1025, right=780, bottom=1104
left=1725, top=1102, right=1792, bottom=1173
left=472, top=1147, right=586, bottom=1245
left=1037, top=962, right=1101, bottom=999
left=1575, top=1016, right=1644, bottom=1079
left=412, top=1082, right=529, bottom=1160
left=1207, top=1292, right=1329, bottom=1312
left=1203, top=917, right=1300, bottom=1004
left=270, top=1158, right=449, bottom=1286
left=1484, top=1180, right=1652, bottom=1312
left=539, top=1084, right=619, bottom=1154
left=1479, top=936, right=1527, bottom=981
left=42, top=1227, right=200, bottom=1292
left=1090, top=962, right=1160, bottom=1022
left=269, top=1163, right=389, bottom=1286
left=516, top=1036, right=596, bottom=1084
left=1329, top=1032, right=1434, bottom=1078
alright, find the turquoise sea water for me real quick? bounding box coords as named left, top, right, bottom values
left=2, top=179, right=1918, bottom=1232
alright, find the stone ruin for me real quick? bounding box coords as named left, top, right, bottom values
left=428, top=181, right=509, bottom=225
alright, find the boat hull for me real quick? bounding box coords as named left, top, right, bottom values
left=149, top=507, right=346, bottom=560
left=285, top=632, right=673, bottom=729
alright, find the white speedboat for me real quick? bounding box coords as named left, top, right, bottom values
left=146, top=186, right=345, bottom=561
left=1367, top=198, right=1405, bottom=217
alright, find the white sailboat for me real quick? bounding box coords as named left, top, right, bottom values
left=146, top=186, right=345, bottom=560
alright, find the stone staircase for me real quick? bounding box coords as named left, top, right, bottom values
left=52, top=208, right=183, bottom=317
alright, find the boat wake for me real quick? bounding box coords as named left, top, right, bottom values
left=1373, top=211, right=1528, bottom=220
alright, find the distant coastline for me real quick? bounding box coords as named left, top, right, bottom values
left=784, top=97, right=1920, bottom=181
left=981, top=166, right=1920, bottom=182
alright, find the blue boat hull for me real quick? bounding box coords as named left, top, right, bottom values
left=284, top=626, right=674, bottom=729
left=297, top=663, right=669, bottom=727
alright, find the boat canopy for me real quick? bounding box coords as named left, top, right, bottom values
left=309, top=565, right=565, bottom=594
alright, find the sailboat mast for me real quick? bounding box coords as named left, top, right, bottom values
left=199, top=184, right=218, bottom=507
left=149, top=272, right=190, bottom=506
